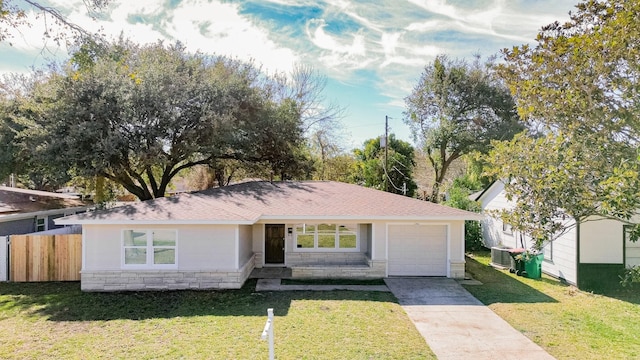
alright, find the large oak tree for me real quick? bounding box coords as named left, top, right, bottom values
left=11, top=39, right=308, bottom=200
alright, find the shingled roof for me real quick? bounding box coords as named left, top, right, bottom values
left=0, top=186, right=89, bottom=216
left=57, top=181, right=481, bottom=225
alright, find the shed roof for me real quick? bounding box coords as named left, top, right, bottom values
left=57, top=181, right=482, bottom=225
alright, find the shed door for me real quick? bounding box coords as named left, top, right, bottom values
left=388, top=224, right=447, bottom=276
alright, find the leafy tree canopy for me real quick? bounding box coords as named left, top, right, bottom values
left=353, top=134, right=417, bottom=197
left=6, top=38, right=309, bottom=200
left=403, top=55, right=523, bottom=202
left=487, top=0, right=640, bottom=248
left=0, top=72, right=71, bottom=190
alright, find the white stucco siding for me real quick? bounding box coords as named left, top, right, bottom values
left=238, top=225, right=253, bottom=266
left=83, top=225, right=122, bottom=270
left=82, top=224, right=239, bottom=271
left=359, top=224, right=370, bottom=257
left=449, top=220, right=464, bottom=263
left=177, top=225, right=237, bottom=270
left=580, top=218, right=624, bottom=264
left=252, top=224, right=264, bottom=253
left=371, top=221, right=387, bottom=260
left=285, top=223, right=294, bottom=253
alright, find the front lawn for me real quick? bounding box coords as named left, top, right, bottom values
left=0, top=280, right=433, bottom=359
left=464, top=251, right=640, bottom=360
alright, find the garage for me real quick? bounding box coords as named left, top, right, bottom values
left=388, top=224, right=448, bottom=276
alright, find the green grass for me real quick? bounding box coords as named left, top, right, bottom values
left=464, top=251, right=640, bottom=360
left=281, top=278, right=387, bottom=286
left=296, top=234, right=314, bottom=248
left=318, top=233, right=335, bottom=248
left=0, top=280, right=433, bottom=360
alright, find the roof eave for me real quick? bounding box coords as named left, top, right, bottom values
left=54, top=219, right=257, bottom=226
left=257, top=214, right=483, bottom=221
left=1, top=206, right=91, bottom=223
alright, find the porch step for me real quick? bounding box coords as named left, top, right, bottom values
left=290, top=263, right=381, bottom=279
left=292, top=263, right=369, bottom=268
left=249, top=267, right=292, bottom=279
left=255, top=279, right=389, bottom=292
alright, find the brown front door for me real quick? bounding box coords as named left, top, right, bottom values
left=265, top=224, right=285, bottom=264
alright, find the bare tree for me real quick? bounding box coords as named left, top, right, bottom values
left=278, top=64, right=346, bottom=133
left=1, top=0, right=107, bottom=45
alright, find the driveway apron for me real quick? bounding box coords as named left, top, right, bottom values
left=385, top=278, right=555, bottom=360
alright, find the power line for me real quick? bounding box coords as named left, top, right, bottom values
left=381, top=115, right=408, bottom=195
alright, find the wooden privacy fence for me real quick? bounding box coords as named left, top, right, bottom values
left=10, top=234, right=82, bottom=282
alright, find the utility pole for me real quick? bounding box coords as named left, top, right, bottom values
left=385, top=115, right=389, bottom=192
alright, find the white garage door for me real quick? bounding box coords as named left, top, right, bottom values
left=388, top=224, right=447, bottom=276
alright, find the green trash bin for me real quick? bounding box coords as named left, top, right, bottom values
left=524, top=253, right=544, bottom=279
left=508, top=248, right=526, bottom=276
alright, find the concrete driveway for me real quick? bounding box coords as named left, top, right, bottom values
left=385, top=278, right=555, bottom=360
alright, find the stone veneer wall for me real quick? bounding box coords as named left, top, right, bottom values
left=449, top=260, right=465, bottom=279
left=254, top=252, right=264, bottom=268
left=81, top=255, right=255, bottom=292
left=286, top=252, right=368, bottom=266
left=291, top=258, right=386, bottom=279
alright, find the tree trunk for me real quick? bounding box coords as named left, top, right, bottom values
left=428, top=148, right=461, bottom=203
left=94, top=176, right=106, bottom=205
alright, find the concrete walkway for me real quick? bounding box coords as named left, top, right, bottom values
left=255, top=278, right=389, bottom=292
left=385, top=278, right=555, bottom=360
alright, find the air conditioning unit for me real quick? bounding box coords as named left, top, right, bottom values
left=491, top=246, right=512, bottom=268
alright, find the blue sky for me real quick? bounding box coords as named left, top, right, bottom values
left=1, top=0, right=577, bottom=149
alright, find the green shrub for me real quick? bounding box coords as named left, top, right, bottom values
left=444, top=184, right=484, bottom=251
left=620, top=266, right=640, bottom=288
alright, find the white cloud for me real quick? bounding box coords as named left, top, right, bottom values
left=165, top=1, right=298, bottom=73
left=306, top=18, right=366, bottom=57
left=9, top=0, right=299, bottom=75
left=304, top=18, right=374, bottom=72
left=380, top=32, right=401, bottom=56
left=404, top=0, right=573, bottom=45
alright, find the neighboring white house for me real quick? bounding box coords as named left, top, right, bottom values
left=475, top=181, right=640, bottom=290
left=56, top=181, right=481, bottom=292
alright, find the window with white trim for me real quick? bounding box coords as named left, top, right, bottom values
left=123, top=229, right=177, bottom=267
left=294, top=224, right=358, bottom=250
left=35, top=216, right=46, bottom=232
left=502, top=222, right=513, bottom=235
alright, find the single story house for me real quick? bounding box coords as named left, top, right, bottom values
left=0, top=186, right=91, bottom=236
left=56, top=181, right=481, bottom=292
left=476, top=181, right=640, bottom=290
